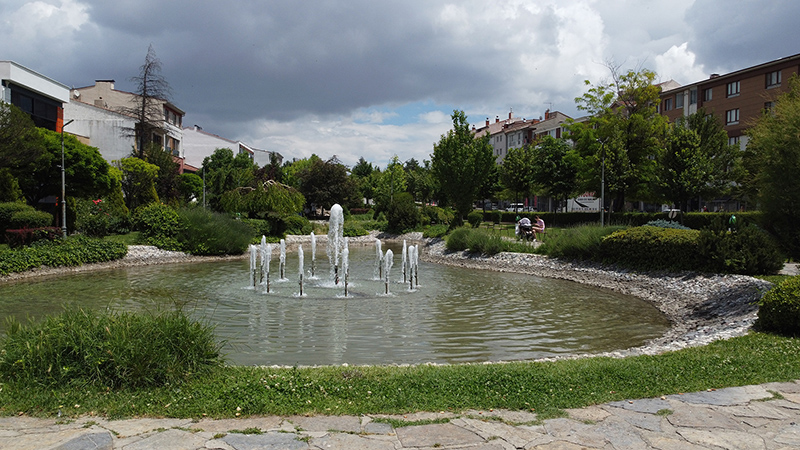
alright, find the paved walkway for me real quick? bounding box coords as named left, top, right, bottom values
left=2, top=380, right=800, bottom=449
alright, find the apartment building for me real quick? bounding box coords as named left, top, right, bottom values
left=659, top=53, right=800, bottom=149
left=70, top=80, right=185, bottom=158
left=473, top=109, right=572, bottom=164
left=0, top=60, right=70, bottom=132
left=182, top=125, right=283, bottom=172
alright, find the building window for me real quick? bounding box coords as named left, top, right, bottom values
left=703, top=88, right=713, bottom=101
left=727, top=81, right=740, bottom=97
left=766, top=70, right=781, bottom=88
left=726, top=108, right=739, bottom=125
left=663, top=98, right=672, bottom=111
left=765, top=101, right=775, bottom=114
left=728, top=136, right=740, bottom=147
left=689, top=88, right=697, bottom=105
left=675, top=93, right=684, bottom=109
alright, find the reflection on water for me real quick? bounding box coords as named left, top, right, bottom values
left=0, top=244, right=669, bottom=366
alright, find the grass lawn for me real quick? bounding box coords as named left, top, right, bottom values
left=1, top=332, right=798, bottom=420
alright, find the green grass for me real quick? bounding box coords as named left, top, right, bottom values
left=1, top=332, right=798, bottom=419
left=102, top=231, right=141, bottom=246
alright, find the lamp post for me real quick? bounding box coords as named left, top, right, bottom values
left=596, top=138, right=606, bottom=227
left=61, top=119, right=74, bottom=238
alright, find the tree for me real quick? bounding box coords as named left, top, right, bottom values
left=656, top=111, right=741, bottom=211
left=350, top=156, right=378, bottom=205
left=0, top=101, right=47, bottom=201
left=744, top=74, right=800, bottom=258
left=122, top=45, right=173, bottom=158
left=201, top=148, right=257, bottom=211
left=30, top=129, right=115, bottom=204
left=570, top=66, right=668, bottom=211
left=375, top=155, right=407, bottom=209
left=178, top=172, right=203, bottom=204
left=220, top=180, right=305, bottom=218
left=500, top=145, right=536, bottom=206
left=296, top=156, right=359, bottom=211
left=530, top=136, right=581, bottom=210
left=143, top=142, right=181, bottom=204
left=406, top=159, right=437, bottom=205
left=431, top=110, right=494, bottom=222
left=117, top=157, right=159, bottom=210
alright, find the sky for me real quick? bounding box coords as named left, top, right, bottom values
left=3, top=0, right=799, bottom=169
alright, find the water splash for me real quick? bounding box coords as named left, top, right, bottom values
left=328, top=204, right=344, bottom=284
left=384, top=249, right=394, bottom=294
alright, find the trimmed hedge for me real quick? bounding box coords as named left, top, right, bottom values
left=600, top=227, right=702, bottom=271
left=0, top=236, right=128, bottom=275
left=757, top=276, right=800, bottom=336
left=478, top=210, right=765, bottom=230
left=5, top=227, right=61, bottom=248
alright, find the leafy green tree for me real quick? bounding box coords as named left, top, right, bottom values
left=281, top=155, right=319, bottom=191
left=431, top=110, right=494, bottom=222
left=220, top=180, right=305, bottom=218
left=571, top=67, right=668, bottom=211
left=179, top=172, right=203, bottom=204
left=296, top=156, right=359, bottom=210
left=500, top=145, right=536, bottom=206
left=744, top=74, right=800, bottom=258
left=32, top=129, right=115, bottom=204
left=406, top=159, right=436, bottom=205
left=657, top=111, right=741, bottom=211
left=350, top=157, right=378, bottom=206
left=143, top=142, right=181, bottom=205
left=0, top=168, right=24, bottom=202
left=118, top=157, right=159, bottom=210
left=530, top=136, right=581, bottom=210
left=0, top=102, right=47, bottom=202
left=201, top=148, right=257, bottom=211
left=375, top=155, right=407, bottom=208
left=477, top=163, right=500, bottom=211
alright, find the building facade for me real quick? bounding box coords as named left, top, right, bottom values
left=659, top=53, right=800, bottom=149
left=473, top=110, right=573, bottom=164
left=62, top=100, right=136, bottom=163
left=182, top=125, right=283, bottom=172
left=0, top=60, right=70, bottom=132
left=70, top=80, right=185, bottom=158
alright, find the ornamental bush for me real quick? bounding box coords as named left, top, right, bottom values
left=445, top=227, right=471, bottom=251
left=756, top=276, right=800, bottom=336
left=600, top=226, right=702, bottom=271
left=132, top=203, right=182, bottom=250
left=175, top=208, right=253, bottom=256
left=0, top=202, right=31, bottom=237
left=0, top=236, right=127, bottom=275
left=697, top=224, right=783, bottom=275
left=0, top=307, right=223, bottom=388
left=467, top=211, right=483, bottom=228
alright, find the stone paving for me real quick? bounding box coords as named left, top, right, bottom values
left=3, top=380, right=800, bottom=449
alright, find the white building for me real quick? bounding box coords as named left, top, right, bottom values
left=0, top=60, right=69, bottom=131
left=62, top=100, right=136, bottom=162
left=182, top=125, right=282, bottom=170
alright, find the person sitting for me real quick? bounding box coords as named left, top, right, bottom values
left=532, top=215, right=545, bottom=241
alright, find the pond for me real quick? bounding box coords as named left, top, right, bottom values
left=0, top=243, right=670, bottom=366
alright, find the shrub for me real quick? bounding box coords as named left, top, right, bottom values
left=445, top=227, right=471, bottom=251
left=9, top=209, right=52, bottom=229
left=0, top=307, right=223, bottom=388
left=0, top=202, right=31, bottom=239
left=343, top=221, right=368, bottom=237
left=756, top=276, right=800, bottom=336
left=5, top=227, right=60, bottom=248
left=0, top=236, right=127, bottom=275
left=282, top=214, right=312, bottom=236
left=421, top=206, right=454, bottom=225
left=490, top=210, right=502, bottom=224
left=465, top=229, right=504, bottom=255
left=697, top=225, right=784, bottom=275
left=600, top=226, right=702, bottom=271
left=467, top=211, right=483, bottom=228
left=423, top=224, right=449, bottom=239
left=132, top=203, right=182, bottom=250
left=543, top=225, right=626, bottom=260
left=386, top=193, right=420, bottom=234
left=241, top=218, right=272, bottom=239
left=75, top=198, right=130, bottom=237
left=176, top=208, right=253, bottom=255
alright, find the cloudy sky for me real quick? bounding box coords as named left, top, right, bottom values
left=3, top=0, right=799, bottom=168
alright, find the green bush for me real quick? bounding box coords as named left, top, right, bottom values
left=386, top=193, right=420, bottom=234
left=0, top=202, right=31, bottom=238
left=343, top=221, right=368, bottom=237
left=466, top=229, right=504, bottom=255
left=282, top=215, right=312, bottom=236
left=5, top=227, right=60, bottom=248
left=490, top=210, right=502, bottom=224
left=600, top=226, right=702, bottom=271
left=644, top=219, right=691, bottom=230
left=9, top=209, right=52, bottom=229
left=467, top=211, right=482, bottom=228
left=421, top=206, right=454, bottom=225
left=423, top=224, right=449, bottom=238
left=697, top=225, right=784, bottom=275
left=75, top=198, right=130, bottom=238
left=175, top=208, right=253, bottom=256
left=756, top=276, right=800, bottom=336
left=0, top=307, right=223, bottom=388
left=0, top=236, right=127, bottom=275
left=133, top=203, right=181, bottom=242
left=445, top=227, right=471, bottom=251
left=542, top=225, right=626, bottom=260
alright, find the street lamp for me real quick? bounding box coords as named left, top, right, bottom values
left=61, top=119, right=74, bottom=238
left=596, top=138, right=606, bottom=227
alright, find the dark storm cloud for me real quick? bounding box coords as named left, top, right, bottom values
left=684, top=0, right=800, bottom=73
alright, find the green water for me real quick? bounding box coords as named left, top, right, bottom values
left=0, top=244, right=670, bottom=366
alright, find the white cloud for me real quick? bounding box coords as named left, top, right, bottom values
left=654, top=43, right=708, bottom=85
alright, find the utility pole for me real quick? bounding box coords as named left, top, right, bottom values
left=61, top=119, right=74, bottom=238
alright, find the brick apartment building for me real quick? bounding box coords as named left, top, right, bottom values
left=659, top=53, right=800, bottom=150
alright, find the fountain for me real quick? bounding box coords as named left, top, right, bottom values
left=342, top=245, right=350, bottom=297
left=384, top=249, right=394, bottom=294
left=279, top=239, right=286, bottom=280
left=262, top=241, right=273, bottom=293
left=374, top=238, right=383, bottom=280
left=328, top=204, right=344, bottom=284
left=248, top=244, right=258, bottom=287
left=298, top=245, right=304, bottom=296
left=310, top=231, right=316, bottom=278
left=401, top=240, right=407, bottom=283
